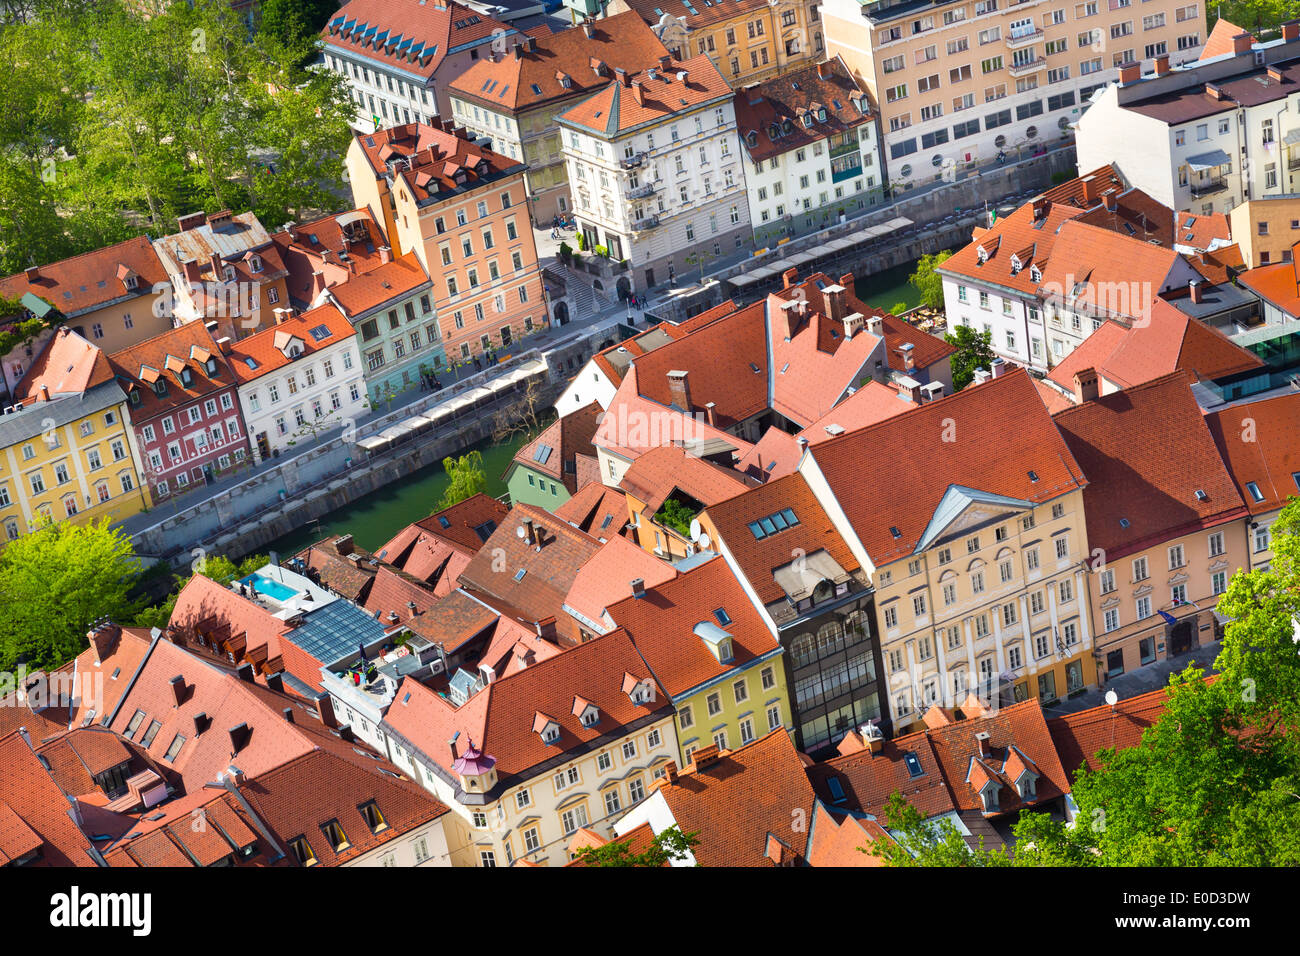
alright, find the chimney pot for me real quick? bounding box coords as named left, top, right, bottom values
left=1073, top=366, right=1100, bottom=403
left=630, top=578, right=646, bottom=598
left=24, top=266, right=39, bottom=282
left=666, top=369, right=692, bottom=412
left=1154, top=53, right=1171, bottom=76
left=1118, top=61, right=1141, bottom=85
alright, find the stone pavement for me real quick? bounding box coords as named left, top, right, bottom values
left=1044, top=641, right=1223, bottom=718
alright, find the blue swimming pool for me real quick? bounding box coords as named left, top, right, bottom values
left=239, top=573, right=298, bottom=602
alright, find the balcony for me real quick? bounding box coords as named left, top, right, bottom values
left=626, top=181, right=658, bottom=200
left=632, top=214, right=660, bottom=231
left=1005, top=28, right=1043, bottom=49
left=1007, top=57, right=1046, bottom=77
left=1190, top=176, right=1228, bottom=198
left=620, top=152, right=645, bottom=170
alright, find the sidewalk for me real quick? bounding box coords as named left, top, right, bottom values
left=1044, top=641, right=1222, bottom=718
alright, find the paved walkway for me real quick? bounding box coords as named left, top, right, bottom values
left=1045, top=641, right=1223, bottom=718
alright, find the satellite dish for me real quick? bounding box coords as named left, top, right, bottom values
left=516, top=525, right=527, bottom=538
left=697, top=532, right=711, bottom=550
left=689, top=518, right=701, bottom=541
left=1104, top=689, right=1118, bottom=707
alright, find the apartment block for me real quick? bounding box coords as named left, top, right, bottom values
left=606, top=0, right=824, bottom=87
left=1077, top=22, right=1300, bottom=215
left=320, top=0, right=519, bottom=128
left=1054, top=372, right=1247, bottom=686
left=347, top=122, right=546, bottom=362
left=1227, top=195, right=1300, bottom=267
left=557, top=53, right=751, bottom=291
left=736, top=56, right=885, bottom=247
left=823, top=0, right=1195, bottom=189
left=448, top=13, right=671, bottom=227
left=799, top=368, right=1097, bottom=733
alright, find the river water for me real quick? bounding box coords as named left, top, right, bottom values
left=262, top=431, right=531, bottom=558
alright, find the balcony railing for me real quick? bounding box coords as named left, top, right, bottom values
left=1190, top=177, right=1227, bottom=198
left=1008, top=57, right=1046, bottom=77
left=632, top=214, right=659, bottom=231
left=626, top=182, right=658, bottom=199
left=620, top=152, right=645, bottom=170
left=1005, top=28, right=1043, bottom=49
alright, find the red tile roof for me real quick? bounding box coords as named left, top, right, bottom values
left=805, top=802, right=893, bottom=867
left=1175, top=210, right=1231, bottom=251
left=618, top=444, right=751, bottom=514
left=237, top=748, right=449, bottom=866
left=15, top=327, right=115, bottom=401
left=1237, top=258, right=1300, bottom=318
left=604, top=555, right=780, bottom=697
left=510, top=402, right=602, bottom=494
left=1204, top=391, right=1300, bottom=517
left=808, top=368, right=1086, bottom=566
left=734, top=57, right=873, bottom=165
left=558, top=54, right=732, bottom=137
left=563, top=535, right=678, bottom=632
left=1047, top=685, right=1177, bottom=778
left=1199, top=18, right=1252, bottom=60
left=403, top=589, right=499, bottom=652
left=383, top=628, right=671, bottom=780
left=554, top=482, right=631, bottom=538
left=226, top=302, right=356, bottom=385
left=270, top=208, right=389, bottom=306
left=1046, top=300, right=1264, bottom=394
left=108, top=321, right=238, bottom=422
left=809, top=728, right=959, bottom=819
left=383, top=492, right=507, bottom=562
left=0, top=235, right=167, bottom=322
left=361, top=564, right=440, bottom=626
left=653, top=729, right=818, bottom=867
left=590, top=302, right=738, bottom=387
left=1037, top=219, right=1187, bottom=322
left=1053, top=370, right=1247, bottom=557
left=703, top=472, right=861, bottom=605
left=459, top=504, right=602, bottom=626
left=169, top=573, right=289, bottom=676
left=322, top=0, right=512, bottom=80
left=352, top=121, right=523, bottom=204
left=0, top=731, right=96, bottom=865
left=619, top=0, right=777, bottom=29
left=326, top=252, right=430, bottom=318
left=449, top=11, right=669, bottom=113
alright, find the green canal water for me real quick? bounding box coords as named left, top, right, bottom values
left=264, top=431, right=531, bottom=558
left=853, top=260, right=922, bottom=312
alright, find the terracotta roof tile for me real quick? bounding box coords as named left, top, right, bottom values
left=618, top=444, right=750, bottom=515
left=604, top=555, right=780, bottom=697
left=108, top=321, right=239, bottom=421
left=653, top=729, right=817, bottom=867
left=351, top=121, right=523, bottom=204
left=558, top=54, right=732, bottom=137
left=1199, top=19, right=1252, bottom=60
left=563, top=535, right=677, bottom=632
left=15, top=327, right=116, bottom=401
left=805, top=802, right=893, bottom=866
left=554, top=482, right=631, bottom=538
left=323, top=0, right=512, bottom=80
left=0, top=235, right=167, bottom=322
left=225, top=303, right=356, bottom=385
left=1047, top=684, right=1181, bottom=777
left=326, top=252, right=430, bottom=318
left=734, top=57, right=873, bottom=166
left=1204, top=391, right=1300, bottom=517
left=808, top=368, right=1085, bottom=565
left=0, top=731, right=96, bottom=865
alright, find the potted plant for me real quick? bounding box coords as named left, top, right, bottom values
left=558, top=241, right=572, bottom=263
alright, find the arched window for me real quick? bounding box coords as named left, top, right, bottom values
left=791, top=634, right=815, bottom=668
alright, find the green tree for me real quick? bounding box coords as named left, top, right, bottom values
left=890, top=301, right=909, bottom=316
left=436, top=450, right=487, bottom=511
left=943, top=324, right=995, bottom=391
left=134, top=552, right=267, bottom=631
left=908, top=250, right=952, bottom=309
left=1217, top=0, right=1292, bottom=34
left=0, top=519, right=142, bottom=670
left=655, top=497, right=696, bottom=537
left=572, top=825, right=699, bottom=867
left=864, top=791, right=1010, bottom=866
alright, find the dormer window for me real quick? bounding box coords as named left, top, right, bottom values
left=152, top=379, right=168, bottom=397
left=1009, top=255, right=1022, bottom=275
left=359, top=801, right=388, bottom=833
left=802, top=113, right=813, bottom=127
left=542, top=725, right=559, bottom=744
left=1030, top=265, right=1042, bottom=282
left=205, top=358, right=218, bottom=376
left=580, top=705, right=599, bottom=727
left=623, top=672, right=653, bottom=705
left=179, top=368, right=193, bottom=388
left=976, top=247, right=989, bottom=264
left=534, top=711, right=561, bottom=745
left=249, top=255, right=262, bottom=273
left=320, top=819, right=350, bottom=853
left=1018, top=774, right=1037, bottom=800
left=124, top=274, right=138, bottom=290
left=980, top=784, right=999, bottom=812
left=223, top=265, right=235, bottom=282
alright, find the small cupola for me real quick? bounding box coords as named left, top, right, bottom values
left=450, top=736, right=497, bottom=792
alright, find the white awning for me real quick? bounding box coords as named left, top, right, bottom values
left=355, top=435, right=390, bottom=451
left=1283, top=128, right=1300, bottom=146
left=1186, top=149, right=1231, bottom=171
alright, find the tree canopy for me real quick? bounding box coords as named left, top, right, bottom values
left=436, top=450, right=488, bottom=511
left=571, top=825, right=699, bottom=867
left=0, top=0, right=353, bottom=275
left=909, top=250, right=952, bottom=309
left=133, top=552, right=268, bottom=632
left=943, top=324, right=995, bottom=391
left=0, top=519, right=141, bottom=670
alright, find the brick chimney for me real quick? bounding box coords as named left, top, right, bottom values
left=282, top=706, right=295, bottom=724
left=24, top=266, right=39, bottom=282
left=1285, top=19, right=1300, bottom=42
left=839, top=272, right=855, bottom=289
left=1118, top=61, right=1141, bottom=85
left=169, top=675, right=186, bottom=707
left=378, top=245, right=393, bottom=264
left=666, top=369, right=692, bottom=411
left=88, top=621, right=121, bottom=663
left=178, top=211, right=207, bottom=232
left=663, top=760, right=678, bottom=784
left=216, top=336, right=233, bottom=356
left=1232, top=32, right=1253, bottom=56
left=1154, top=53, right=1171, bottom=76
left=615, top=66, right=630, bottom=87
left=822, top=284, right=846, bottom=322
left=582, top=20, right=594, bottom=38
left=448, top=731, right=461, bottom=762
left=974, top=730, right=991, bottom=757
left=521, top=515, right=537, bottom=546
left=631, top=81, right=645, bottom=106
left=630, top=578, right=646, bottom=598
left=1074, top=366, right=1100, bottom=403
left=704, top=401, right=716, bottom=427
left=657, top=54, right=671, bottom=72
left=781, top=267, right=800, bottom=289
left=1103, top=192, right=1117, bottom=212
left=990, top=355, right=1005, bottom=378
left=333, top=533, right=355, bottom=556
left=898, top=342, right=916, bottom=371
left=183, top=259, right=203, bottom=284
left=1189, top=279, right=1203, bottom=304
left=690, top=743, right=722, bottom=771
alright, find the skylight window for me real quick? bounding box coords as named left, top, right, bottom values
left=531, top=84, right=543, bottom=95
left=890, top=526, right=902, bottom=539
left=903, top=751, right=924, bottom=778
left=308, top=324, right=332, bottom=342
left=438, top=516, right=451, bottom=528
left=1119, top=518, right=1130, bottom=528
left=713, top=608, right=731, bottom=626
left=1028, top=470, right=1038, bottom=482
left=1292, top=472, right=1300, bottom=492
left=1246, top=481, right=1264, bottom=502
left=514, top=568, right=527, bottom=581
left=827, top=777, right=847, bottom=803
left=748, top=508, right=798, bottom=539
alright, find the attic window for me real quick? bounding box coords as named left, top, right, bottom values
left=713, top=608, right=732, bottom=626
left=531, top=84, right=542, bottom=95
left=580, top=707, right=600, bottom=728
left=320, top=819, right=350, bottom=853
left=438, top=516, right=451, bottom=528
left=976, top=247, right=988, bottom=264
left=289, top=835, right=317, bottom=866
left=749, top=362, right=760, bottom=372
left=249, top=255, right=263, bottom=273
left=827, top=777, right=847, bottom=803
left=1030, top=266, right=1042, bottom=282
left=1019, top=774, right=1036, bottom=800
left=541, top=724, right=560, bottom=744
left=1194, top=489, right=1208, bottom=502
left=1119, top=518, right=1130, bottom=528
left=890, top=526, right=902, bottom=539
left=1246, top=482, right=1264, bottom=502
left=514, top=568, right=527, bottom=581
left=359, top=801, right=388, bottom=833
left=1028, top=470, right=1038, bottom=482
left=903, top=751, right=924, bottom=778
